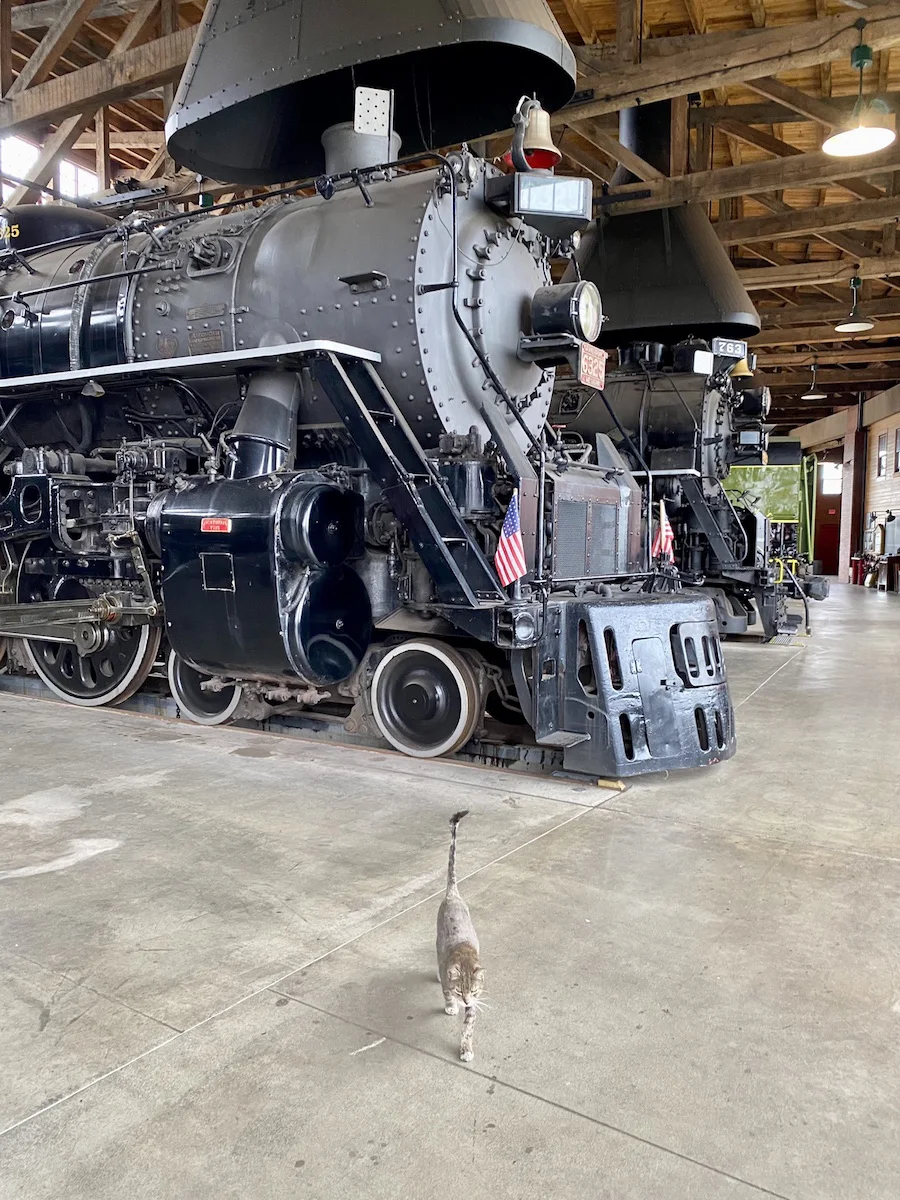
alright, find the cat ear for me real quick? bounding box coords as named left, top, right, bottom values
left=474, top=967, right=486, bottom=981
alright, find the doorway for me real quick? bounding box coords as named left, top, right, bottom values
left=814, top=460, right=843, bottom=575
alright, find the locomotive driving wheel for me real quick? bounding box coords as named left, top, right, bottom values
left=19, top=568, right=160, bottom=707
left=25, top=624, right=161, bottom=708
left=370, top=640, right=481, bottom=759
left=167, top=651, right=243, bottom=726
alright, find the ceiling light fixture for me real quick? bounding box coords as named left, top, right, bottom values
left=801, top=361, right=827, bottom=401
left=823, top=20, right=896, bottom=157
left=834, top=274, right=875, bottom=333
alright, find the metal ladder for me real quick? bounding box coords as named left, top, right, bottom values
left=312, top=352, right=505, bottom=608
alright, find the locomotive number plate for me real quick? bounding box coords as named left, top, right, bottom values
left=711, top=337, right=747, bottom=360
left=578, top=342, right=608, bottom=390
left=201, top=517, right=232, bottom=533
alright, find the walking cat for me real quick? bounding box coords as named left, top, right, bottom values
left=436, top=810, right=485, bottom=1062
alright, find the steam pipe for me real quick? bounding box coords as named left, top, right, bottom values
left=226, top=369, right=301, bottom=479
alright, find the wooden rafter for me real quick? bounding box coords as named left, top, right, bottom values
left=0, top=26, right=195, bottom=135
left=760, top=299, right=900, bottom=327
left=615, top=0, right=638, bottom=63
left=5, top=0, right=162, bottom=203
left=755, top=367, right=900, bottom=388
left=716, top=196, right=900, bottom=246
left=561, top=0, right=595, bottom=46
left=552, top=5, right=900, bottom=127
left=759, top=348, right=900, bottom=367
left=8, top=0, right=101, bottom=94
left=751, top=318, right=900, bottom=346
left=607, top=144, right=900, bottom=214
left=0, top=0, right=11, bottom=97
left=740, top=254, right=900, bottom=290
left=570, top=120, right=664, bottom=181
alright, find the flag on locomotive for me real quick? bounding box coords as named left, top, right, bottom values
left=495, top=490, right=527, bottom=587
left=652, top=501, right=675, bottom=563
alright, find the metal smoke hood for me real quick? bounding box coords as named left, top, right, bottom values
left=575, top=101, right=760, bottom=347
left=166, top=0, right=577, bottom=185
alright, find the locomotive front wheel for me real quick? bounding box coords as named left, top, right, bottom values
left=25, top=624, right=161, bottom=708
left=370, top=640, right=481, bottom=759
left=167, top=651, right=243, bottom=726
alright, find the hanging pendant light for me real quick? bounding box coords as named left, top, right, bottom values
left=801, top=361, right=828, bottom=401
left=834, top=274, right=875, bottom=333
left=823, top=20, right=896, bottom=158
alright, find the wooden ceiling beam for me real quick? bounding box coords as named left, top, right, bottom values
left=561, top=0, right=597, bottom=46
left=743, top=77, right=845, bottom=129
left=716, top=196, right=900, bottom=245
left=755, top=367, right=900, bottom=387
left=740, top=254, right=900, bottom=290
left=715, top=118, right=881, bottom=201
left=569, top=119, right=664, bottom=181
left=751, top=318, right=900, bottom=346
left=691, top=97, right=900, bottom=127
left=9, top=0, right=101, bottom=94
left=759, top=299, right=900, bottom=327
left=10, top=0, right=188, bottom=31
left=5, top=0, right=163, bottom=203
left=747, top=0, right=766, bottom=30
left=552, top=4, right=900, bottom=126
left=72, top=129, right=164, bottom=148
left=759, top=348, right=900, bottom=367
left=606, top=143, right=900, bottom=214
left=615, top=0, right=639, bottom=63
left=0, top=26, right=195, bottom=136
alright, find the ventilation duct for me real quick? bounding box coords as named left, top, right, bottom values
left=574, top=101, right=760, bottom=347
left=166, top=0, right=576, bottom=184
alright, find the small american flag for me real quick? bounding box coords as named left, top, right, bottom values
left=495, top=489, right=527, bottom=587
left=651, top=499, right=675, bottom=562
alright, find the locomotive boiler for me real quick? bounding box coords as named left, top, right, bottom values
left=551, top=101, right=828, bottom=640
left=0, top=1, right=735, bottom=777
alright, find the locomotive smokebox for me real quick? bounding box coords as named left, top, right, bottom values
left=165, top=0, right=576, bottom=183
left=573, top=101, right=760, bottom=347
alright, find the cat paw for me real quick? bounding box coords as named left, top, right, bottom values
left=460, top=1047, right=474, bottom=1062
left=444, top=1003, right=459, bottom=1016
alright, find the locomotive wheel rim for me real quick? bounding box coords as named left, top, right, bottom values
left=370, top=640, right=480, bottom=759
left=25, top=624, right=160, bottom=708
left=167, top=650, right=243, bottom=726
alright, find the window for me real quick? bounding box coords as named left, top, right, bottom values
left=2, top=136, right=98, bottom=203
left=877, top=432, right=888, bottom=478
left=819, top=462, right=842, bottom=496
left=57, top=160, right=98, bottom=198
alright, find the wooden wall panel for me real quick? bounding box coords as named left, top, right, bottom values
left=864, top=413, right=900, bottom=521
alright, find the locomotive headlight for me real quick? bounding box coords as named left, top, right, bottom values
left=531, top=281, right=603, bottom=344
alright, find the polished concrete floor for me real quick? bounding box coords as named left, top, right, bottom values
left=0, top=584, right=897, bottom=1199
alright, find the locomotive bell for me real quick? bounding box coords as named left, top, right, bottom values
left=166, top=0, right=576, bottom=184
left=508, top=100, right=562, bottom=170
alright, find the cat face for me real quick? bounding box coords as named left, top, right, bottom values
left=447, top=962, right=485, bottom=1006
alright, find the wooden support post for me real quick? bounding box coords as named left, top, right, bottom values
left=669, top=95, right=689, bottom=178
left=95, top=106, right=110, bottom=189
left=615, top=0, right=639, bottom=63
left=0, top=0, right=11, bottom=98
left=160, top=0, right=177, bottom=174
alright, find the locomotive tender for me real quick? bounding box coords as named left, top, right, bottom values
left=0, top=0, right=734, bottom=777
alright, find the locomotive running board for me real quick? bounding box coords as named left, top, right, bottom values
left=0, top=340, right=382, bottom=393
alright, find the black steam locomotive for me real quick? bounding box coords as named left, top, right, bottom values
left=552, top=101, right=828, bottom=640
left=0, top=3, right=735, bottom=778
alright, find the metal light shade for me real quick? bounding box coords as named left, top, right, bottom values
left=835, top=274, right=876, bottom=333
left=166, top=0, right=576, bottom=183
left=801, top=364, right=827, bottom=401
left=835, top=305, right=875, bottom=333
left=823, top=99, right=896, bottom=157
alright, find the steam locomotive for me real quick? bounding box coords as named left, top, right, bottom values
left=552, top=101, right=828, bottom=640
left=0, top=2, right=735, bottom=778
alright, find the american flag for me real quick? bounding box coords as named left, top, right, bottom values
left=651, top=499, right=675, bottom=562
left=495, top=489, right=527, bottom=587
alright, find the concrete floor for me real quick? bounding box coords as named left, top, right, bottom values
left=0, top=583, right=898, bottom=1199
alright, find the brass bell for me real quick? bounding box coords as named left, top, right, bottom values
left=522, top=102, right=562, bottom=169
left=730, top=357, right=754, bottom=378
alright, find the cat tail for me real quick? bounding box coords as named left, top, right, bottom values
left=447, top=810, right=469, bottom=896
